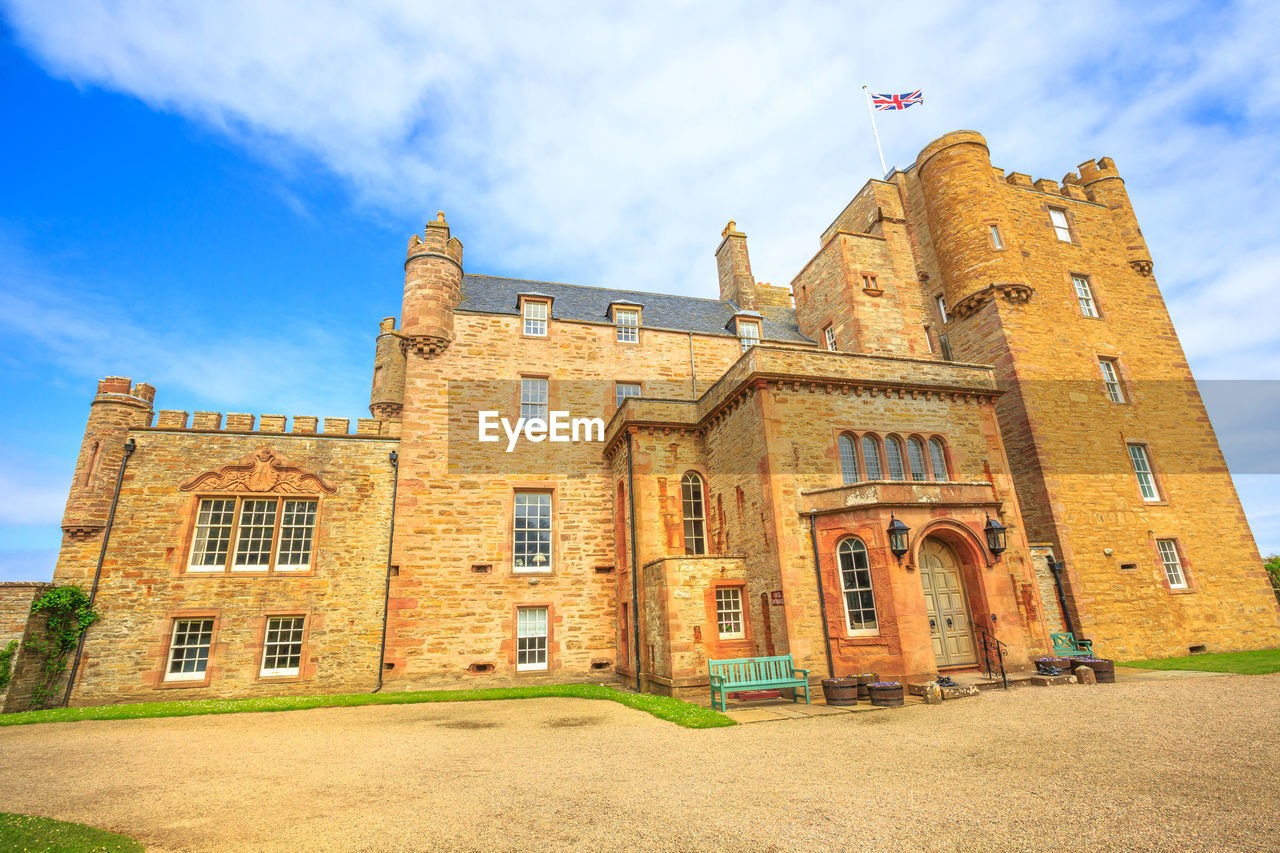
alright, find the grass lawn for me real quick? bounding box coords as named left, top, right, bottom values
left=0, top=813, right=143, bottom=852
left=0, top=682, right=735, bottom=729
left=1123, top=648, right=1280, bottom=675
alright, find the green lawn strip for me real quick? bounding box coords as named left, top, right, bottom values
left=1122, top=648, right=1280, bottom=675
left=0, top=683, right=735, bottom=729
left=0, top=813, right=144, bottom=853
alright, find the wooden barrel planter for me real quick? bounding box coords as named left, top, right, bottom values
left=854, top=672, right=879, bottom=700
left=868, top=682, right=905, bottom=707
left=821, top=678, right=859, bottom=706
left=1034, top=657, right=1072, bottom=674
left=1071, top=658, right=1115, bottom=683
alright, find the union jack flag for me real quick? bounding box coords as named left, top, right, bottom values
left=871, top=90, right=924, bottom=111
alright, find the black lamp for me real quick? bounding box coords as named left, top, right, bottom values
left=984, top=513, right=1007, bottom=557
left=887, top=514, right=910, bottom=563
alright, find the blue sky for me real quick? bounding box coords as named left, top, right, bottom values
left=2, top=1, right=1279, bottom=580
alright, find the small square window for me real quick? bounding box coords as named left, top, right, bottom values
left=615, top=308, right=639, bottom=343
left=522, top=300, right=548, bottom=336
left=1157, top=540, right=1187, bottom=588
left=738, top=320, right=761, bottom=352
left=615, top=382, right=641, bottom=407
left=1049, top=208, right=1073, bottom=242
left=516, top=606, right=549, bottom=671
left=823, top=326, right=837, bottom=352
left=861, top=274, right=879, bottom=290
left=165, top=618, right=214, bottom=682
left=715, top=588, right=744, bottom=639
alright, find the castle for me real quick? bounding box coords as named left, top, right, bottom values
left=6, top=129, right=1279, bottom=710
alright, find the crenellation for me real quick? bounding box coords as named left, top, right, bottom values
left=292, top=416, right=318, bottom=434
left=259, top=415, right=286, bottom=433
left=155, top=410, right=189, bottom=429
left=224, top=413, right=255, bottom=431
left=323, top=417, right=350, bottom=434
left=192, top=411, right=222, bottom=430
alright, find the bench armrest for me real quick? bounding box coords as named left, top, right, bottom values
left=708, top=674, right=725, bottom=688
left=792, top=668, right=809, bottom=678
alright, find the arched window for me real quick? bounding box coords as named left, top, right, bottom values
left=885, top=436, right=906, bottom=481
left=907, top=437, right=927, bottom=482
left=838, top=434, right=859, bottom=485
left=837, top=539, right=878, bottom=634
left=681, top=472, right=707, bottom=556
left=928, top=437, right=949, bottom=481
left=861, top=435, right=883, bottom=480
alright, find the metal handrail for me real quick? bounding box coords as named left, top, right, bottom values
left=971, top=619, right=1009, bottom=690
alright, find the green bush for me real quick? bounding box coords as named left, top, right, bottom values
left=24, top=585, right=98, bottom=710
left=0, top=639, right=17, bottom=692
left=1266, top=555, right=1280, bottom=606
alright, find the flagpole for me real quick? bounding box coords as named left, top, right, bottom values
left=862, top=85, right=888, bottom=177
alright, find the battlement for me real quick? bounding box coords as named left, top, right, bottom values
left=149, top=410, right=400, bottom=438
left=95, top=376, right=155, bottom=406
left=407, top=211, right=464, bottom=265
left=999, top=169, right=1089, bottom=201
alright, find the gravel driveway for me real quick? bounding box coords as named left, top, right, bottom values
left=1, top=674, right=1277, bottom=852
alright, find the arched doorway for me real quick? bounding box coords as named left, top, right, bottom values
left=919, top=537, right=977, bottom=667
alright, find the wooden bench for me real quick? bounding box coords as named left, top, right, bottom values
left=1050, top=632, right=1094, bottom=657
left=707, top=655, right=810, bottom=712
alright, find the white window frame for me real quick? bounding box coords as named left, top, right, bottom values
left=1049, top=208, right=1073, bottom=242
left=715, top=587, right=745, bottom=639
left=164, top=618, right=214, bottom=682
left=522, top=299, right=549, bottom=336
left=615, top=382, right=641, bottom=407
left=520, top=377, right=548, bottom=423
left=990, top=224, right=1004, bottom=249
left=935, top=295, right=948, bottom=323
left=824, top=326, right=837, bottom=352
left=838, top=539, right=879, bottom=635
left=513, top=490, right=553, bottom=572
left=260, top=615, right=305, bottom=677
left=1157, top=540, right=1188, bottom=589
left=738, top=320, right=761, bottom=352
left=615, top=308, right=639, bottom=343
left=681, top=472, right=707, bottom=556
left=187, top=496, right=318, bottom=574
left=516, top=606, right=549, bottom=671
left=1073, top=275, right=1099, bottom=318
left=1099, top=358, right=1125, bottom=403
left=1128, top=444, right=1161, bottom=501
left=188, top=498, right=236, bottom=571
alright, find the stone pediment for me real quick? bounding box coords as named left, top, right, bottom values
left=179, top=447, right=337, bottom=494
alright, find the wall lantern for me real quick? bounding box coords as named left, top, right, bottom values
left=887, top=514, right=910, bottom=563
left=984, top=513, right=1008, bottom=557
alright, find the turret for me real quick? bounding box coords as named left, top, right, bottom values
left=402, top=211, right=464, bottom=358
left=369, top=316, right=407, bottom=419
left=1067, top=158, right=1154, bottom=277
left=915, top=131, right=1029, bottom=317
left=715, top=221, right=757, bottom=309
left=61, top=377, right=154, bottom=539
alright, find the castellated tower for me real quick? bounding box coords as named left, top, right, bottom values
left=401, top=211, right=463, bottom=358
left=369, top=316, right=406, bottom=420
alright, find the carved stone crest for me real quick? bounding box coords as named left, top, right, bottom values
left=179, top=447, right=336, bottom=494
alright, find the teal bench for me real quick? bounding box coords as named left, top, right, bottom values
left=1050, top=632, right=1094, bottom=657
left=708, top=655, right=810, bottom=712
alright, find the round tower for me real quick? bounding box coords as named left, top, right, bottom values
left=62, top=377, right=154, bottom=539
left=369, top=316, right=406, bottom=419
left=915, top=130, right=1029, bottom=317
left=401, top=211, right=464, bottom=358
left=1072, top=157, right=1154, bottom=277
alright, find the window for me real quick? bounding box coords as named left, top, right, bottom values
left=520, top=377, right=548, bottom=422
left=861, top=274, right=879, bottom=290
left=907, top=437, right=928, bottom=482
left=522, top=300, right=548, bottom=336
left=615, top=382, right=641, bottom=407
left=513, top=491, right=552, bottom=571
left=939, top=333, right=954, bottom=361
left=738, top=320, right=761, bottom=352
left=516, top=607, right=548, bottom=671
left=928, top=438, right=949, bottom=481
left=861, top=435, right=883, bottom=480
left=1128, top=444, right=1160, bottom=501
left=681, top=472, right=707, bottom=556
left=935, top=295, right=948, bottom=323
left=615, top=308, right=639, bottom=343
left=885, top=437, right=906, bottom=481
left=824, top=326, right=837, bottom=352
left=837, top=539, right=878, bottom=634
left=1157, top=540, right=1187, bottom=589
left=165, top=618, right=214, bottom=682
left=187, top=497, right=318, bottom=573
left=715, top=588, right=745, bottom=639
left=260, top=616, right=305, bottom=677
left=990, top=224, right=1004, bottom=249
left=1073, top=275, right=1098, bottom=317
left=838, top=434, right=860, bottom=485
left=1049, top=207, right=1072, bottom=242
left=1100, top=358, right=1125, bottom=403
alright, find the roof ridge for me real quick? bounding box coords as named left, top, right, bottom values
left=463, top=272, right=733, bottom=306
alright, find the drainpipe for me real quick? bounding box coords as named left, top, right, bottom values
left=625, top=432, right=642, bottom=691
left=1047, top=557, right=1077, bottom=638
left=63, top=436, right=136, bottom=706
left=373, top=450, right=399, bottom=693
left=807, top=511, right=836, bottom=678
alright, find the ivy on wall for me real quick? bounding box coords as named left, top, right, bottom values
left=0, top=639, right=18, bottom=692
left=24, top=586, right=99, bottom=710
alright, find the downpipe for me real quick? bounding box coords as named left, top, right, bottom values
left=373, top=450, right=399, bottom=693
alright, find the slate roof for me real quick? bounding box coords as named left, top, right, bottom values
left=458, top=273, right=814, bottom=344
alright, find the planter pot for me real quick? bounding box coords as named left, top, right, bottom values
left=821, top=678, right=859, bottom=707
left=854, top=673, right=879, bottom=700
left=868, top=683, right=905, bottom=707
left=1071, top=659, right=1115, bottom=683
left=1035, top=657, right=1072, bottom=674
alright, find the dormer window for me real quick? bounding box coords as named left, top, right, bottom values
left=737, top=319, right=761, bottom=352
left=615, top=307, right=640, bottom=343
left=520, top=296, right=551, bottom=336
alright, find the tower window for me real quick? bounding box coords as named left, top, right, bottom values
left=1156, top=540, right=1188, bottom=589
left=935, top=295, right=948, bottom=323
left=522, top=299, right=549, bottom=336
left=1099, top=358, right=1125, bottom=403
left=990, top=224, right=1004, bottom=250
left=824, top=326, right=837, bottom=352
left=1049, top=208, right=1073, bottom=242
left=939, top=333, right=954, bottom=361
left=1128, top=444, right=1161, bottom=501
left=1073, top=275, right=1099, bottom=317
left=681, top=472, right=707, bottom=556
left=615, top=308, right=640, bottom=343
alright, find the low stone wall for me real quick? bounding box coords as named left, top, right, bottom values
left=0, top=582, right=51, bottom=712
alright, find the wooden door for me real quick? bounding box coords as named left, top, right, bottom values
left=919, top=539, right=977, bottom=667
